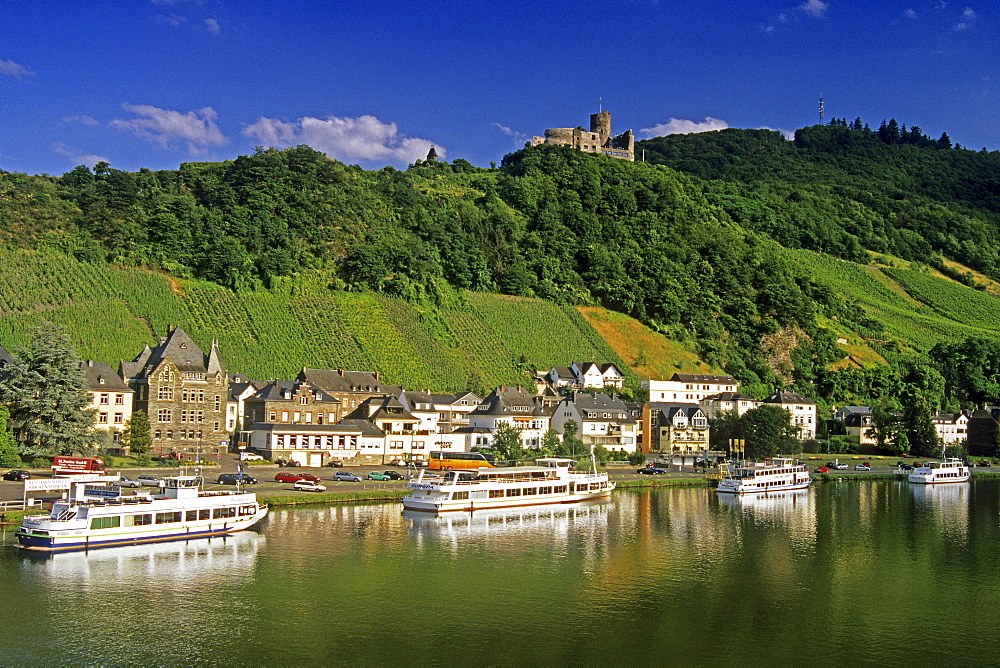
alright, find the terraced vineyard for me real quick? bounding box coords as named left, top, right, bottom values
left=0, top=249, right=634, bottom=392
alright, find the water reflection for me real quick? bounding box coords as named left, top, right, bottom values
left=403, top=500, right=612, bottom=544
left=910, top=483, right=970, bottom=543
left=17, top=529, right=265, bottom=581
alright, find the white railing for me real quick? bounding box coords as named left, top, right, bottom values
left=1, top=499, right=43, bottom=512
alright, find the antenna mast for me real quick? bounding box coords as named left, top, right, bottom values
left=819, top=93, right=825, bottom=125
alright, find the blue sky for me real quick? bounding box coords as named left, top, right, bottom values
left=2, top=0, right=996, bottom=175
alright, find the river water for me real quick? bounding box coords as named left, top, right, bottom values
left=2, top=479, right=998, bottom=665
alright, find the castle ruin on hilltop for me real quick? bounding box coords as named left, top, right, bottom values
left=531, top=110, right=635, bottom=161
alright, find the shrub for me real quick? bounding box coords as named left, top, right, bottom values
left=627, top=451, right=647, bottom=465
left=31, top=457, right=50, bottom=469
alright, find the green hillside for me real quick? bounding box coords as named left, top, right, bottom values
left=0, top=248, right=637, bottom=393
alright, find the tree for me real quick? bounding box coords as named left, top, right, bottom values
left=0, top=406, right=22, bottom=467
left=120, top=410, right=151, bottom=456
left=541, top=428, right=561, bottom=456
left=903, top=390, right=940, bottom=458
left=559, top=419, right=582, bottom=458
left=741, top=405, right=796, bottom=460
left=0, top=321, right=97, bottom=457
left=869, top=400, right=903, bottom=454
left=492, top=422, right=524, bottom=462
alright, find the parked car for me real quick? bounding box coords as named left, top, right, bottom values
left=814, top=467, right=830, bottom=473
left=898, top=463, right=914, bottom=471
left=217, top=473, right=258, bottom=485
left=136, top=475, right=164, bottom=487
left=294, top=480, right=327, bottom=492
left=275, top=459, right=301, bottom=468
left=117, top=475, right=141, bottom=488
left=332, top=471, right=362, bottom=482
left=2, top=469, right=31, bottom=481
left=854, top=464, right=871, bottom=471
left=325, top=460, right=344, bottom=468
left=274, top=472, right=321, bottom=483
left=637, top=467, right=667, bottom=475
left=832, top=463, right=849, bottom=470
left=980, top=460, right=993, bottom=467
left=366, top=471, right=391, bottom=481
left=381, top=470, right=406, bottom=480
left=239, top=452, right=264, bottom=461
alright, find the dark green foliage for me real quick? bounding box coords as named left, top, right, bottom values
left=121, top=410, right=152, bottom=455
left=0, top=322, right=98, bottom=457
left=491, top=421, right=524, bottom=461
left=740, top=405, right=799, bottom=460
left=0, top=406, right=22, bottom=467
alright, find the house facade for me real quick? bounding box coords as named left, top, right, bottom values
left=643, top=374, right=738, bottom=403
left=469, top=386, right=551, bottom=449
left=297, top=368, right=401, bottom=414
left=933, top=412, right=969, bottom=448
left=641, top=402, right=711, bottom=462
left=549, top=392, right=637, bottom=452
left=120, top=326, right=229, bottom=458
left=699, top=392, right=759, bottom=419
left=763, top=391, right=818, bottom=440
left=78, top=360, right=134, bottom=446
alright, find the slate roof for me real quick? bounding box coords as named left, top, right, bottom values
left=551, top=366, right=576, bottom=380
left=701, top=392, right=757, bottom=402
left=472, top=386, right=547, bottom=417
left=120, top=326, right=224, bottom=380
left=648, top=402, right=707, bottom=421
left=763, top=391, right=816, bottom=406
left=297, top=368, right=401, bottom=395
left=76, top=360, right=132, bottom=392
left=248, top=380, right=339, bottom=404
left=246, top=420, right=384, bottom=436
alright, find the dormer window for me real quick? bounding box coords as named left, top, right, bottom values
left=299, top=396, right=308, bottom=405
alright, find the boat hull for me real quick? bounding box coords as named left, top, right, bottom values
left=402, top=487, right=614, bottom=513
left=15, top=508, right=268, bottom=552
left=908, top=475, right=970, bottom=484
left=717, top=480, right=811, bottom=495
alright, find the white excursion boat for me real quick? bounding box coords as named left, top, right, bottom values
left=402, top=457, right=615, bottom=512
left=716, top=458, right=812, bottom=495
left=908, top=458, right=970, bottom=484
left=15, top=476, right=267, bottom=552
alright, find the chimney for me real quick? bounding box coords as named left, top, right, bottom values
left=374, top=371, right=380, bottom=380
left=338, top=369, right=344, bottom=376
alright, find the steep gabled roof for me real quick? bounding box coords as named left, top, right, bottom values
left=298, top=368, right=400, bottom=395
left=648, top=402, right=707, bottom=420
left=76, top=360, right=132, bottom=392
left=248, top=380, right=339, bottom=404
left=473, top=386, right=542, bottom=416
left=123, top=326, right=223, bottom=379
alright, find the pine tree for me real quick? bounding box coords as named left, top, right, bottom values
left=0, top=406, right=22, bottom=467
left=120, top=410, right=152, bottom=456
left=0, top=321, right=97, bottom=457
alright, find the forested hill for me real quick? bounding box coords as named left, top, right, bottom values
left=637, top=123, right=1000, bottom=278
left=3, top=127, right=1000, bottom=411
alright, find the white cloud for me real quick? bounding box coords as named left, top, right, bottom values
left=242, top=114, right=444, bottom=165
left=956, top=5, right=977, bottom=28
left=903, top=8, right=918, bottom=19
left=492, top=122, right=528, bottom=144
left=799, top=0, right=829, bottom=18
left=53, top=142, right=107, bottom=167
left=639, top=117, right=730, bottom=137
left=154, top=13, right=186, bottom=27
left=0, top=59, right=34, bottom=78
left=61, top=115, right=100, bottom=126
left=204, top=17, right=220, bottom=34
left=759, top=126, right=796, bottom=140
left=109, top=103, right=228, bottom=153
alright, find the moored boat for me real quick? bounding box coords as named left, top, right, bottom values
left=716, top=457, right=811, bottom=495
left=15, top=476, right=267, bottom=552
left=402, top=457, right=615, bottom=512
left=908, top=458, right=970, bottom=484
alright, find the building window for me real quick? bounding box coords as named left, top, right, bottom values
left=154, top=430, right=161, bottom=439
left=269, top=411, right=277, bottom=421
left=197, top=411, right=204, bottom=423
left=281, top=411, right=289, bottom=422
left=293, top=412, right=301, bottom=423
left=158, top=387, right=173, bottom=400
left=305, top=412, right=312, bottom=424
left=299, top=396, right=308, bottom=405
left=166, top=430, right=173, bottom=439
left=213, top=422, right=219, bottom=431
left=157, top=409, right=171, bottom=422
left=115, top=394, right=124, bottom=405
left=114, top=413, right=123, bottom=424
left=99, top=393, right=109, bottom=405
left=98, top=413, right=108, bottom=424
left=215, top=395, right=221, bottom=410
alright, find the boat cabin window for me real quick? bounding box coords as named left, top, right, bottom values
left=90, top=516, right=120, bottom=530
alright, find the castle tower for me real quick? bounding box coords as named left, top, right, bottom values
left=590, top=111, right=612, bottom=147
